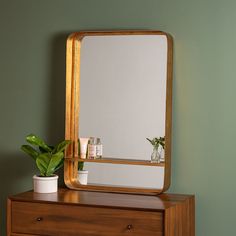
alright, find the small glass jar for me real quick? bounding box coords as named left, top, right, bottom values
left=96, top=138, right=103, bottom=159
left=151, top=147, right=161, bottom=163
left=88, top=137, right=96, bottom=159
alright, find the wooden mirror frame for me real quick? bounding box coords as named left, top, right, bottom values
left=64, top=30, right=173, bottom=195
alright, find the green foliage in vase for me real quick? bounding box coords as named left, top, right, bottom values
left=146, top=136, right=165, bottom=149
left=21, top=134, right=71, bottom=177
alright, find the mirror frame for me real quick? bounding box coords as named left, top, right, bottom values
left=64, top=30, right=173, bottom=195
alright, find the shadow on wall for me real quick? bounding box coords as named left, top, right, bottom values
left=47, top=32, right=73, bottom=187
left=47, top=32, right=71, bottom=144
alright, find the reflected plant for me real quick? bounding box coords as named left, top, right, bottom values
left=78, top=162, right=84, bottom=171
left=146, top=136, right=165, bottom=163
left=77, top=139, right=84, bottom=171
left=146, top=136, right=165, bottom=149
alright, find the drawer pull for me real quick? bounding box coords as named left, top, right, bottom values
left=36, top=217, right=43, bottom=222
left=127, top=224, right=133, bottom=230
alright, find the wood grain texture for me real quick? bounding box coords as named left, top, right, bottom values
left=165, top=195, right=195, bottom=236
left=162, top=33, right=173, bottom=192
left=11, top=201, right=163, bottom=236
left=11, top=234, right=39, bottom=236
left=8, top=188, right=192, bottom=212
left=7, top=199, right=11, bottom=236
left=64, top=30, right=173, bottom=195
left=8, top=189, right=195, bottom=236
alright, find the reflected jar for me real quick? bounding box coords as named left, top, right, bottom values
left=151, top=147, right=161, bottom=163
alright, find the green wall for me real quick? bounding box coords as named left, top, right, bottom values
left=1, top=0, right=235, bottom=235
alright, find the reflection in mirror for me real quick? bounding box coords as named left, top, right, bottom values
left=84, top=163, right=164, bottom=189
left=75, top=35, right=168, bottom=190
left=80, top=35, right=167, bottom=161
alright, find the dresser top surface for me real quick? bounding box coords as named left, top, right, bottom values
left=9, top=188, right=194, bottom=211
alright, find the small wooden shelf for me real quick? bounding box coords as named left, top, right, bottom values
left=70, top=157, right=165, bottom=167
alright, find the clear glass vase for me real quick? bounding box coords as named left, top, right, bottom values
left=151, top=147, right=161, bottom=163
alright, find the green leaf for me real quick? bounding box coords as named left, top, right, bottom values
left=46, top=152, right=64, bottom=176
left=160, top=141, right=165, bottom=149
left=54, top=159, right=64, bottom=173
left=53, top=140, right=71, bottom=154
left=26, top=134, right=52, bottom=152
left=146, top=138, right=154, bottom=145
left=21, top=145, right=39, bottom=161
left=36, top=153, right=51, bottom=176
left=36, top=162, right=46, bottom=176
left=39, top=145, right=54, bottom=153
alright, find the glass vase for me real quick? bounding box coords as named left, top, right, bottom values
left=151, top=147, right=161, bottom=163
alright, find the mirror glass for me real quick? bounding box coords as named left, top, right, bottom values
left=76, top=34, right=169, bottom=190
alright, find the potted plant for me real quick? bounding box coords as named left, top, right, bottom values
left=21, top=134, right=71, bottom=193
left=77, top=162, right=88, bottom=185
left=146, top=136, right=165, bottom=163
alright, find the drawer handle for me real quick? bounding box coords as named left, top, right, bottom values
left=127, top=224, right=133, bottom=230
left=36, top=217, right=43, bottom=222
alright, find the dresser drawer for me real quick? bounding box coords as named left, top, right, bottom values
left=11, top=201, right=163, bottom=236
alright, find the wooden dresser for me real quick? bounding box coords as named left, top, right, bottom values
left=7, top=188, right=194, bottom=236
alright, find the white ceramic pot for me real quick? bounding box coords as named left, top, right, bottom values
left=77, top=170, right=88, bottom=185
left=33, top=175, right=58, bottom=193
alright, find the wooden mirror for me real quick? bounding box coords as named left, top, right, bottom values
left=64, top=31, right=173, bottom=194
